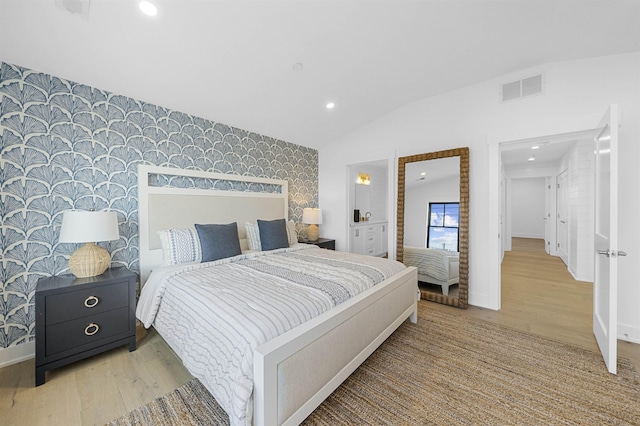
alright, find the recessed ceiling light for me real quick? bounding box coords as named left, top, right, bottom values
left=139, top=1, right=158, bottom=16
left=528, top=156, right=535, bottom=162
left=326, top=102, right=335, bottom=109
left=420, top=172, right=426, bottom=176
left=531, top=145, right=539, bottom=150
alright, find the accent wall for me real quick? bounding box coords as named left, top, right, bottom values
left=0, top=62, right=318, bottom=354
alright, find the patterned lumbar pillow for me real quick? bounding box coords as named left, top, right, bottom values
left=245, top=222, right=262, bottom=251
left=286, top=220, right=298, bottom=246
left=157, top=228, right=202, bottom=265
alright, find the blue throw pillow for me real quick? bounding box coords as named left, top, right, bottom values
left=195, top=222, right=242, bottom=262
left=257, top=219, right=289, bottom=251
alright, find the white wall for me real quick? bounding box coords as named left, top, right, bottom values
left=318, top=52, right=640, bottom=342
left=503, top=164, right=559, bottom=253
left=404, top=176, right=459, bottom=247
left=510, top=178, right=545, bottom=239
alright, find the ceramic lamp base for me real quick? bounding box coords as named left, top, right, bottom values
left=306, top=224, right=319, bottom=241
left=68, top=242, right=111, bottom=278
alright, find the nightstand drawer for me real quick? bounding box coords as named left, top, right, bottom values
left=45, top=307, right=130, bottom=356
left=45, top=281, right=129, bottom=325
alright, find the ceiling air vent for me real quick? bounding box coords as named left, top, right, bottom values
left=501, top=74, right=544, bottom=102
left=55, top=0, right=91, bottom=19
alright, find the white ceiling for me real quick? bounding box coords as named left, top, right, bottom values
left=500, top=126, right=604, bottom=170
left=501, top=140, right=576, bottom=170
left=405, top=156, right=459, bottom=189
left=1, top=0, right=639, bottom=149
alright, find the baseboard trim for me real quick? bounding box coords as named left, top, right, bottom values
left=469, top=292, right=496, bottom=310
left=0, top=341, right=35, bottom=369
left=511, top=234, right=545, bottom=239
left=618, top=323, right=640, bottom=344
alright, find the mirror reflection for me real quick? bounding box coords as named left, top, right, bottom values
left=354, top=183, right=371, bottom=220
left=397, top=148, right=469, bottom=308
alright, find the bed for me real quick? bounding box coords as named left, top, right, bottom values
left=402, top=246, right=459, bottom=296
left=136, top=165, right=419, bottom=426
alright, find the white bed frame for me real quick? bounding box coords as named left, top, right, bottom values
left=418, top=255, right=459, bottom=296
left=138, top=165, right=418, bottom=425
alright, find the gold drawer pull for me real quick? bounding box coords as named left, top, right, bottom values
left=84, top=323, right=100, bottom=336
left=84, top=296, right=99, bottom=308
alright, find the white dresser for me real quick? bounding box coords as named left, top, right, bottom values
left=350, top=222, right=388, bottom=257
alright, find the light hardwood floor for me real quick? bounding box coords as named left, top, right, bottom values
left=1, top=238, right=639, bottom=425
left=441, top=237, right=640, bottom=370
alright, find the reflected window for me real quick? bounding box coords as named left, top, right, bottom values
left=427, top=202, right=459, bottom=251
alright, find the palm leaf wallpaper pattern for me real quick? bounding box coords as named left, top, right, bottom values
left=0, top=62, right=318, bottom=350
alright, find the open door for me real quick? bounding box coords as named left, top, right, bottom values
left=593, top=104, right=621, bottom=374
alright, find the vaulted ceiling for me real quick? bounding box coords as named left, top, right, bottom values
left=1, top=0, right=638, bottom=149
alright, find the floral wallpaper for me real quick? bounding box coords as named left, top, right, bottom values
left=0, top=62, right=318, bottom=351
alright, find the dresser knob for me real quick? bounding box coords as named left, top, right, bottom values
left=84, top=323, right=100, bottom=336
left=84, top=296, right=99, bottom=308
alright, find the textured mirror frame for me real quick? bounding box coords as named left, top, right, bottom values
left=397, top=147, right=469, bottom=308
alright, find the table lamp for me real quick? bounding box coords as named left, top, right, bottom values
left=59, top=210, right=120, bottom=278
left=302, top=208, right=323, bottom=242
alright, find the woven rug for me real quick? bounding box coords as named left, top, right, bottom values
left=107, top=304, right=640, bottom=425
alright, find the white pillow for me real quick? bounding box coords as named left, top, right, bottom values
left=245, top=222, right=262, bottom=251
left=158, top=228, right=202, bottom=265
left=286, top=220, right=298, bottom=246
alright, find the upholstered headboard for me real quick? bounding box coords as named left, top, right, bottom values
left=138, top=165, right=288, bottom=284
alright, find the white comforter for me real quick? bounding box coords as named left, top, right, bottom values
left=136, top=244, right=405, bottom=426
left=403, top=246, right=459, bottom=282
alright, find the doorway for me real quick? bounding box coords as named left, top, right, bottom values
left=489, top=128, right=599, bottom=312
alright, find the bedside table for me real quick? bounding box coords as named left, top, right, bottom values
left=299, top=238, right=335, bottom=250
left=35, top=267, right=137, bottom=386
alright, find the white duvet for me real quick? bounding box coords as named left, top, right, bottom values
left=136, top=244, right=405, bottom=426
left=402, top=246, right=459, bottom=282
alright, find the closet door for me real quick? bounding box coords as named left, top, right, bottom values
left=556, top=170, right=569, bottom=265
left=544, top=177, right=551, bottom=255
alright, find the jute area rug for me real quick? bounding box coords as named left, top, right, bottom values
left=107, top=303, right=640, bottom=425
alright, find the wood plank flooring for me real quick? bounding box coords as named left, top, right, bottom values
left=438, top=237, right=640, bottom=370
left=1, top=237, right=638, bottom=425
left=0, top=327, right=192, bottom=426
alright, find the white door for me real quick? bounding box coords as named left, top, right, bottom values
left=594, top=104, right=621, bottom=374
left=556, top=170, right=569, bottom=265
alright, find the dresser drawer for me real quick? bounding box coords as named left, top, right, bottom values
left=45, top=281, right=129, bottom=325
left=45, top=307, right=130, bottom=357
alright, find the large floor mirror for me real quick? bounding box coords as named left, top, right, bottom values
left=397, top=147, right=469, bottom=308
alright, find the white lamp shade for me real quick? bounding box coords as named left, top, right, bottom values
left=59, top=211, right=120, bottom=243
left=302, top=208, right=323, bottom=225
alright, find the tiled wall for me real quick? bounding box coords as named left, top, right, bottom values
left=0, top=62, right=318, bottom=350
